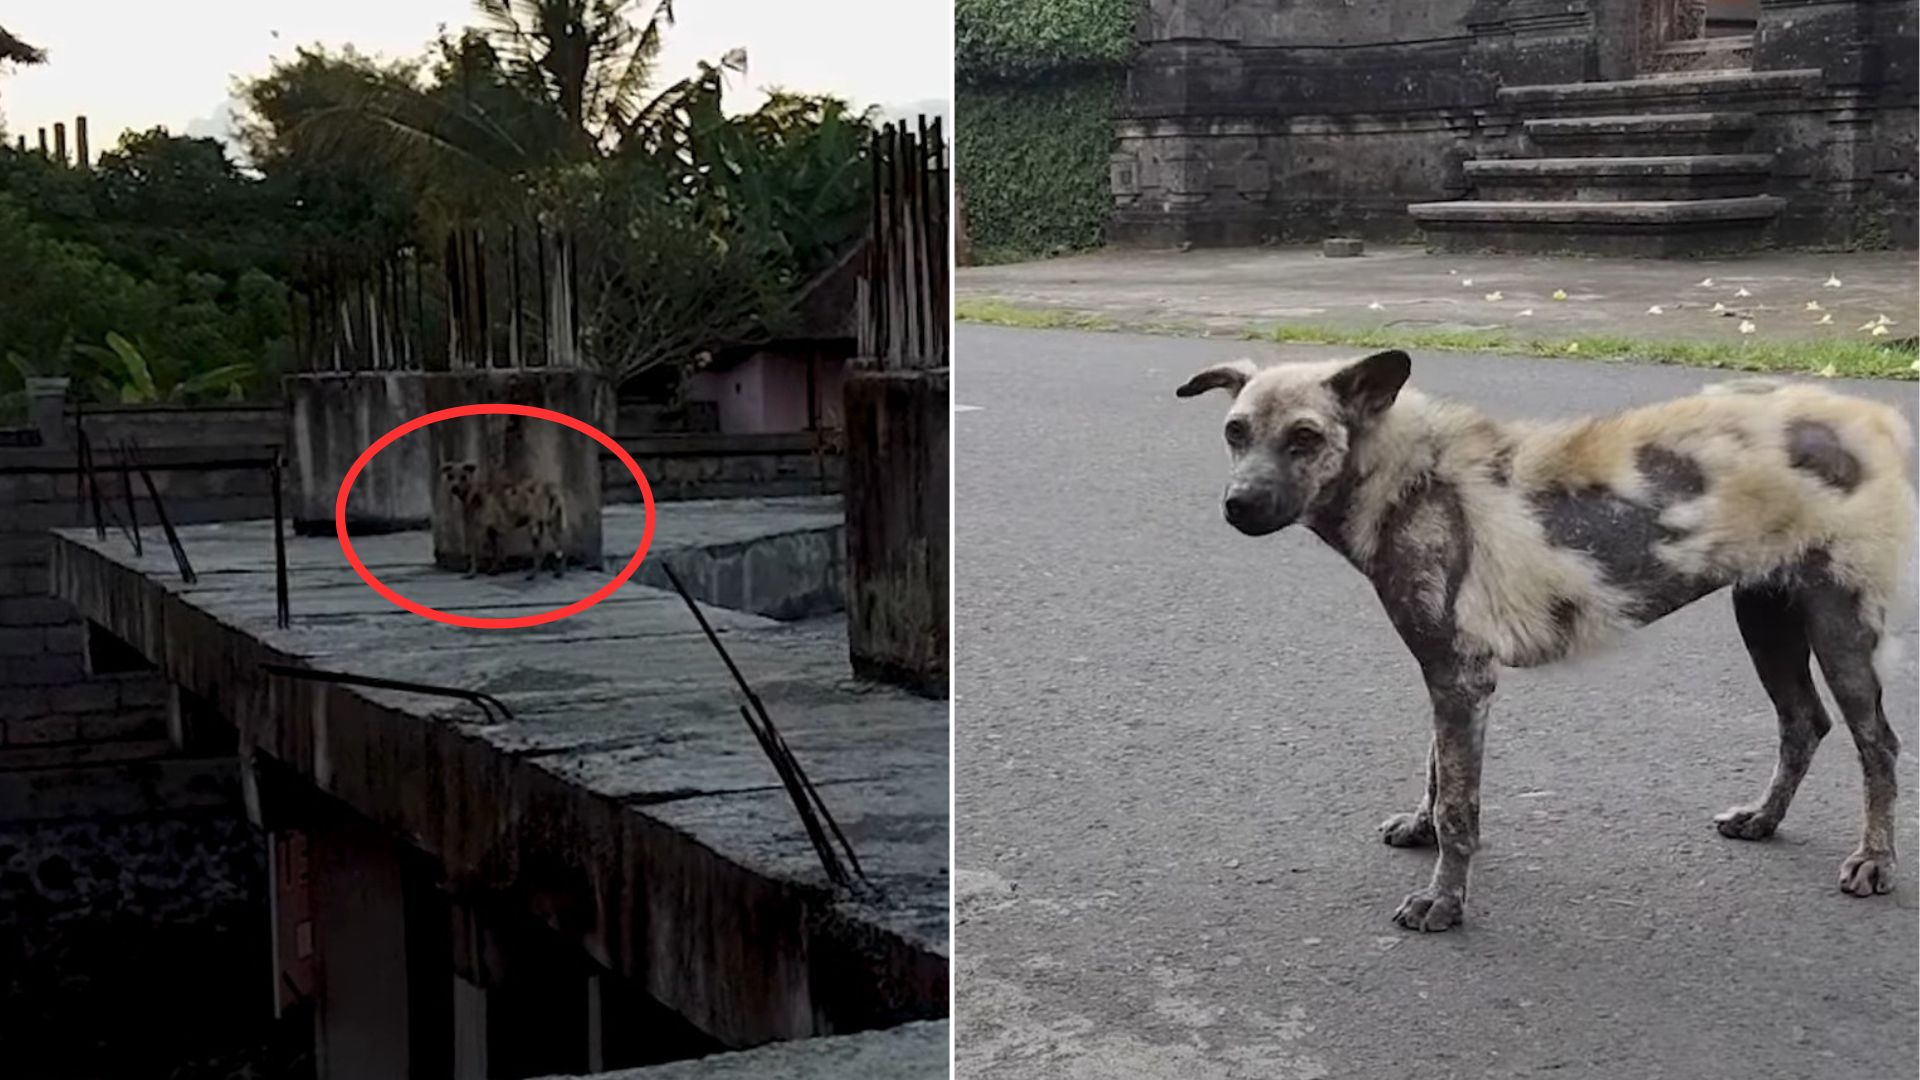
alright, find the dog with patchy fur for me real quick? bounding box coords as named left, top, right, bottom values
left=439, top=461, right=568, bottom=580
left=1177, top=350, right=1915, bottom=932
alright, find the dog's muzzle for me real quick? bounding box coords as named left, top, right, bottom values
left=1223, top=489, right=1291, bottom=536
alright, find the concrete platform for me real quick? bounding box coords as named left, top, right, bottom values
left=46, top=498, right=947, bottom=1050
left=537, top=1020, right=947, bottom=1080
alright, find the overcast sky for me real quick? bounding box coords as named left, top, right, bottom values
left=1, top=0, right=951, bottom=157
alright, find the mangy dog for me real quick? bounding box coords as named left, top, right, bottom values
left=439, top=461, right=568, bottom=580
left=1177, top=350, right=1915, bottom=932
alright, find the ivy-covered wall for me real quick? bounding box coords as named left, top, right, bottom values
left=955, top=0, right=1136, bottom=263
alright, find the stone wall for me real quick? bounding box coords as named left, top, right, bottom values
left=603, top=433, right=843, bottom=504
left=1109, top=0, right=1919, bottom=250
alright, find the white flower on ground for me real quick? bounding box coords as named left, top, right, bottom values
left=1824, top=275, right=1843, bottom=288
left=1485, top=291, right=1504, bottom=301
left=1817, top=313, right=1834, bottom=325
left=1876, top=314, right=1895, bottom=326
left=1697, top=277, right=1714, bottom=287
left=1367, top=301, right=1385, bottom=311
left=1817, top=363, right=1839, bottom=378
left=1566, top=342, right=1580, bottom=353
left=1738, top=320, right=1756, bottom=334
left=1910, top=358, right=1920, bottom=373
left=1711, top=302, right=1728, bottom=312
left=1734, top=287, right=1752, bottom=298
left=1805, top=301, right=1823, bottom=311
left=1858, top=321, right=1879, bottom=332
left=1871, top=324, right=1890, bottom=337
left=1463, top=278, right=1475, bottom=287
left=1551, top=289, right=1568, bottom=301
left=1647, top=305, right=1664, bottom=315
left=1517, top=309, right=1534, bottom=317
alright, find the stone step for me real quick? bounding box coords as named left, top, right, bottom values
left=1524, top=112, right=1757, bottom=157
left=1498, top=68, right=1820, bottom=116
left=1464, top=154, right=1774, bottom=201
left=1408, top=196, right=1785, bottom=257
left=1646, top=34, right=1754, bottom=75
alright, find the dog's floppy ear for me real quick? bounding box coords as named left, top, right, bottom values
left=1325, top=350, right=1411, bottom=417
left=1175, top=359, right=1258, bottom=399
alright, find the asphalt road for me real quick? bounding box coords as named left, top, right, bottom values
left=953, top=325, right=1919, bottom=1080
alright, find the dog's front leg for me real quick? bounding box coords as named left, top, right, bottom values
left=1393, top=657, right=1495, bottom=932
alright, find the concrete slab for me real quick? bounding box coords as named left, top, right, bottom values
left=46, top=497, right=946, bottom=1049
left=958, top=245, right=1920, bottom=347
left=535, top=1020, right=947, bottom=1080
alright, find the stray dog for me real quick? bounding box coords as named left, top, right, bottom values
left=1177, top=351, right=1915, bottom=931
left=439, top=461, right=568, bottom=580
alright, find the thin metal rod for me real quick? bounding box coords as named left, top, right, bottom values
left=272, top=453, right=290, bottom=629
left=78, top=428, right=107, bottom=541
left=127, top=440, right=195, bottom=584
left=261, top=664, right=513, bottom=725
left=659, top=563, right=868, bottom=888
left=115, top=441, right=142, bottom=556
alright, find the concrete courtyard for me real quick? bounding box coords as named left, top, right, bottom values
left=959, top=246, right=1920, bottom=349
left=952, top=324, right=1918, bottom=1079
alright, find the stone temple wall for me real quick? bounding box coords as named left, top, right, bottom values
left=1108, top=0, right=1919, bottom=250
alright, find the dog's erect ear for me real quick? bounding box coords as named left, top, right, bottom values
left=1175, top=359, right=1259, bottom=399
left=1325, top=350, right=1411, bottom=418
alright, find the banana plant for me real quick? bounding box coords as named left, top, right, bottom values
left=75, top=332, right=253, bottom=404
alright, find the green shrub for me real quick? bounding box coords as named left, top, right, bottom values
left=958, top=74, right=1123, bottom=261
left=956, top=0, right=1137, bottom=80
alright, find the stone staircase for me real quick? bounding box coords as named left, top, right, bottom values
left=1410, top=65, right=1821, bottom=257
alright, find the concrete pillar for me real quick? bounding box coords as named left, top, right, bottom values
left=74, top=115, right=89, bottom=170
left=285, top=372, right=432, bottom=535
left=424, top=368, right=612, bottom=573
left=843, top=367, right=950, bottom=696
left=52, top=122, right=65, bottom=165
left=310, top=813, right=414, bottom=1080
left=25, top=377, right=69, bottom=449
left=452, top=975, right=489, bottom=1080
left=36, top=127, right=46, bottom=155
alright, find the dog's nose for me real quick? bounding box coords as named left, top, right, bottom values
left=1223, top=492, right=1254, bottom=526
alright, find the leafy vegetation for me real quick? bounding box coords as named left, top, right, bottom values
left=956, top=0, right=1135, bottom=263
left=955, top=0, right=1137, bottom=79
left=956, top=297, right=1920, bottom=380
left=0, top=1, right=877, bottom=418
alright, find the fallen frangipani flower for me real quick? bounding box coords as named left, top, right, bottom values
left=1647, top=305, right=1664, bottom=315
left=1805, top=301, right=1823, bottom=311
left=1739, top=320, right=1757, bottom=334
left=1824, top=275, right=1843, bottom=288
left=1711, top=302, right=1728, bottom=312
left=1463, top=278, right=1475, bottom=287
left=1566, top=342, right=1580, bottom=353
left=1876, top=314, right=1895, bottom=326
left=1818, top=363, right=1839, bottom=378
left=1910, top=358, right=1920, bottom=373
left=1517, top=309, right=1534, bottom=317
left=1697, top=277, right=1715, bottom=287
left=1367, top=301, right=1385, bottom=311
left=1485, top=291, right=1504, bottom=301
left=1734, top=287, right=1753, bottom=298
left=1871, top=324, right=1891, bottom=337
left=1551, top=289, right=1568, bottom=301
left=1858, top=321, right=1880, bottom=332
left=1817, top=313, right=1834, bottom=325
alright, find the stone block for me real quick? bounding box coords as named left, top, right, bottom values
left=1322, top=237, right=1365, bottom=257
left=424, top=368, right=613, bottom=573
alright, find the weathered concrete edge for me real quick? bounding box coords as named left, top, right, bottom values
left=536, top=1019, right=948, bottom=1080
left=637, top=525, right=845, bottom=621
left=45, top=534, right=946, bottom=1048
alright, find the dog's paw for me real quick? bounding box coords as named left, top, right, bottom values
left=1378, top=811, right=1437, bottom=848
left=1392, top=887, right=1464, bottom=932
left=1839, top=849, right=1896, bottom=897
left=1713, top=806, right=1779, bottom=841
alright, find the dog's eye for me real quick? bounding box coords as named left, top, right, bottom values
left=1286, top=426, right=1324, bottom=454
left=1224, top=417, right=1252, bottom=447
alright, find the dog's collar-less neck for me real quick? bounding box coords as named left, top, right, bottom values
left=1306, top=401, right=1455, bottom=577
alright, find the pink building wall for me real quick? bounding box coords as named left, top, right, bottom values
left=687, top=351, right=847, bottom=435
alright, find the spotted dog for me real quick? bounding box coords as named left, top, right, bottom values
left=1177, top=351, right=1915, bottom=932
left=439, top=461, right=568, bottom=580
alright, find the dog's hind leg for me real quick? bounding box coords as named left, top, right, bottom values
left=1379, top=736, right=1438, bottom=847
left=1715, top=584, right=1831, bottom=840
left=1392, top=657, right=1495, bottom=932
left=1802, top=584, right=1901, bottom=896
